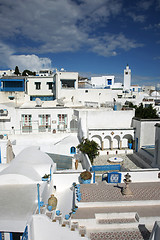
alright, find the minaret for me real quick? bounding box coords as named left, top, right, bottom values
left=123, top=64, right=131, bottom=91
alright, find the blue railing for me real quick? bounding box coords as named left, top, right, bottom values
left=22, top=226, right=28, bottom=240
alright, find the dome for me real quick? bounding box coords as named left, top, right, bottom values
left=151, top=91, right=160, bottom=97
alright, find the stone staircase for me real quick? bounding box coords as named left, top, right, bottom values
left=71, top=212, right=140, bottom=236
left=132, top=152, right=152, bottom=168
left=36, top=205, right=88, bottom=239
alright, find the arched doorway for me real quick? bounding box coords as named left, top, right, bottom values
left=91, top=135, right=102, bottom=149
left=122, top=134, right=133, bottom=148
left=113, top=135, right=120, bottom=149
left=104, top=136, right=111, bottom=149
left=70, top=119, right=78, bottom=132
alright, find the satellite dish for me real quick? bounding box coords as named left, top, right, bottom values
left=35, top=98, right=42, bottom=107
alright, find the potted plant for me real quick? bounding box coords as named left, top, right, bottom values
left=42, top=174, right=50, bottom=181
left=128, top=139, right=132, bottom=149
left=80, top=170, right=92, bottom=184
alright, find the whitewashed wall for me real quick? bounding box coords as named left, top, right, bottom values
left=133, top=119, right=160, bottom=150
left=27, top=76, right=53, bottom=96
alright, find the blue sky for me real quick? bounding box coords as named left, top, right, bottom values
left=0, top=0, right=160, bottom=86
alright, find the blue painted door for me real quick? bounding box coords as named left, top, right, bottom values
left=136, top=138, right=138, bottom=152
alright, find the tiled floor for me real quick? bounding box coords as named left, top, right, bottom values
left=90, top=229, right=151, bottom=240
left=98, top=218, right=136, bottom=224
left=80, top=182, right=160, bottom=202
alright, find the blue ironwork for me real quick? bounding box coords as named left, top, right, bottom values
left=37, top=184, right=41, bottom=214
left=91, top=165, right=121, bottom=183
left=0, top=79, right=25, bottom=92
left=22, top=226, right=28, bottom=240
left=10, top=233, right=13, bottom=240
left=107, top=172, right=122, bottom=183
left=30, top=96, right=54, bottom=101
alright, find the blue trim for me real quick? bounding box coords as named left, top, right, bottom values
left=22, top=226, right=28, bottom=240
left=142, top=145, right=155, bottom=149
left=30, top=96, right=54, bottom=101
left=50, top=165, right=52, bottom=182
left=0, top=79, right=25, bottom=92
left=91, top=165, right=121, bottom=183
left=37, top=184, right=40, bottom=214
left=10, top=233, right=13, bottom=240
left=91, top=164, right=121, bottom=172
left=0, top=233, right=2, bottom=240
left=136, top=138, right=138, bottom=152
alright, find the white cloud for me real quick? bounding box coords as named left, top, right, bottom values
left=127, top=12, right=146, bottom=23
left=88, top=34, right=144, bottom=57
left=0, top=41, right=52, bottom=71
left=0, top=0, right=144, bottom=63
left=0, top=0, right=123, bottom=54
left=137, top=0, right=154, bottom=10
left=9, top=55, right=52, bottom=71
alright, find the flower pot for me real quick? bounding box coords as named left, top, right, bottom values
left=80, top=178, right=91, bottom=184
left=128, top=143, right=132, bottom=149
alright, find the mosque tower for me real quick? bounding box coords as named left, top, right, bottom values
left=123, top=64, right=131, bottom=91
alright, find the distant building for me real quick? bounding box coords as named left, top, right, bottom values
left=123, top=64, right=131, bottom=91
left=90, top=75, right=115, bottom=89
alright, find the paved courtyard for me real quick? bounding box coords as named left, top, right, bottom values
left=93, top=154, right=143, bottom=170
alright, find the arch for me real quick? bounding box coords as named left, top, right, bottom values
left=103, top=135, right=112, bottom=149
left=70, top=119, right=78, bottom=132
left=113, top=135, right=120, bottom=149
left=91, top=135, right=102, bottom=149
left=122, top=134, right=133, bottom=148
left=70, top=146, right=76, bottom=154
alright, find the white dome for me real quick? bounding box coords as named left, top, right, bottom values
left=151, top=91, right=160, bottom=97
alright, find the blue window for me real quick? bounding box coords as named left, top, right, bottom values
left=107, top=79, right=112, bottom=85
left=0, top=79, right=25, bottom=92
left=70, top=146, right=76, bottom=154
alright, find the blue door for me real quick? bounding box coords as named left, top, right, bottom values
left=136, top=138, right=138, bottom=152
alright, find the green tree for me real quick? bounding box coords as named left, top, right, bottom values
left=22, top=69, right=36, bottom=76
left=135, top=103, right=159, bottom=119
left=77, top=138, right=100, bottom=164
left=14, top=66, right=20, bottom=76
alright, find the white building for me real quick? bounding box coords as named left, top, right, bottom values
left=27, top=76, right=54, bottom=101
left=76, top=108, right=135, bottom=151
left=123, top=64, right=131, bottom=91
left=90, top=75, right=115, bottom=89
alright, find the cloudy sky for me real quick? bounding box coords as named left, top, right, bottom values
left=0, top=0, right=160, bottom=85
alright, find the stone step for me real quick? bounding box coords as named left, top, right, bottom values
left=98, top=218, right=137, bottom=224
left=89, top=228, right=151, bottom=240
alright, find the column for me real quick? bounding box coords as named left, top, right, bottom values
left=110, top=140, right=113, bottom=150
left=101, top=141, right=104, bottom=150
left=119, top=140, right=122, bottom=150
